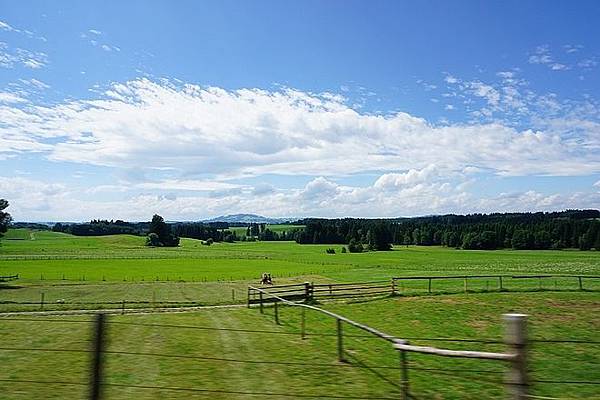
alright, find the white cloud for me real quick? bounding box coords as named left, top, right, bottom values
left=4, top=168, right=598, bottom=221
left=0, top=92, right=26, bottom=103
left=374, top=165, right=438, bottom=189
left=1, top=78, right=599, bottom=179
left=577, top=58, right=598, bottom=69
left=0, top=20, right=15, bottom=32
left=19, top=78, right=50, bottom=89
left=135, top=179, right=245, bottom=191
left=0, top=46, right=48, bottom=69
left=528, top=45, right=553, bottom=65
left=550, top=63, right=569, bottom=71
left=444, top=75, right=458, bottom=84
left=563, top=44, right=583, bottom=54
left=0, top=19, right=46, bottom=41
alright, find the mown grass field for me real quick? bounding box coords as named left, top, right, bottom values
left=1, top=228, right=599, bottom=399
left=1, top=292, right=598, bottom=399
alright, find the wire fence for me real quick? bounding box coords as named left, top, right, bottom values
left=248, top=284, right=600, bottom=400
left=1, top=315, right=598, bottom=399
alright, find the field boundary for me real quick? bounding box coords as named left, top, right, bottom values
left=248, top=274, right=600, bottom=304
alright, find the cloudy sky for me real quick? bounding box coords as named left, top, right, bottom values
left=1, top=1, right=600, bottom=221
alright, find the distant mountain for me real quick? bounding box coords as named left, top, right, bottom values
left=202, top=214, right=292, bottom=224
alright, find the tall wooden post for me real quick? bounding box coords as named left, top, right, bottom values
left=259, top=292, right=264, bottom=314
left=464, top=277, right=468, bottom=293
left=247, top=288, right=251, bottom=308
left=428, top=278, right=432, bottom=293
left=504, top=314, right=528, bottom=400
left=90, top=313, right=106, bottom=400
left=499, top=276, right=503, bottom=291
left=40, top=292, right=45, bottom=310
left=274, top=301, right=280, bottom=325
left=398, top=343, right=410, bottom=400
left=336, top=318, right=344, bottom=362
left=578, top=276, right=583, bottom=290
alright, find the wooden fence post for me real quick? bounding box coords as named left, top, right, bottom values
left=398, top=343, right=410, bottom=400
left=121, top=300, right=125, bottom=315
left=232, top=289, right=235, bottom=302
left=428, top=278, right=432, bottom=293
left=40, top=292, right=45, bottom=310
left=504, top=314, right=528, bottom=400
left=274, top=301, right=280, bottom=325
left=90, top=313, right=106, bottom=400
left=464, top=277, right=468, bottom=293
left=304, top=282, right=311, bottom=302
left=336, top=318, right=344, bottom=362
left=391, top=278, right=396, bottom=295
left=578, top=276, right=583, bottom=290
left=499, top=276, right=503, bottom=291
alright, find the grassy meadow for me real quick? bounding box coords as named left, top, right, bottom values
left=1, top=228, right=599, bottom=399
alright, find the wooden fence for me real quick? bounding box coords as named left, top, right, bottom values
left=248, top=274, right=599, bottom=305
left=248, top=284, right=529, bottom=399
left=0, top=274, right=19, bottom=282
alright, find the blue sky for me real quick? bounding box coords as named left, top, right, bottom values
left=1, top=0, right=599, bottom=221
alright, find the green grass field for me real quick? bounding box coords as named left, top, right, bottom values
left=1, top=228, right=599, bottom=399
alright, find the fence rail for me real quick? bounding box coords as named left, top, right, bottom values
left=248, top=275, right=599, bottom=305
left=0, top=274, right=19, bottom=282
left=248, top=284, right=533, bottom=399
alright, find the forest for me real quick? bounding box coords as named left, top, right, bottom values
left=293, top=210, right=600, bottom=250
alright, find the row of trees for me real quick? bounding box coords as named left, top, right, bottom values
left=53, top=220, right=149, bottom=236
left=294, top=210, right=600, bottom=251
left=171, top=222, right=238, bottom=243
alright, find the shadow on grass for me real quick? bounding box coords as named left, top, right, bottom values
left=0, top=284, right=23, bottom=290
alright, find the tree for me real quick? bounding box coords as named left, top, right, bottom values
left=146, top=232, right=161, bottom=247
left=0, top=199, right=12, bottom=236
left=147, top=214, right=179, bottom=247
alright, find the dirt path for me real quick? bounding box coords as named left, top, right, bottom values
left=0, top=303, right=246, bottom=317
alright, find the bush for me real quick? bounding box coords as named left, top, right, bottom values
left=146, top=233, right=161, bottom=247
left=325, top=248, right=336, bottom=254
left=341, top=247, right=347, bottom=253
left=348, top=238, right=363, bottom=253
